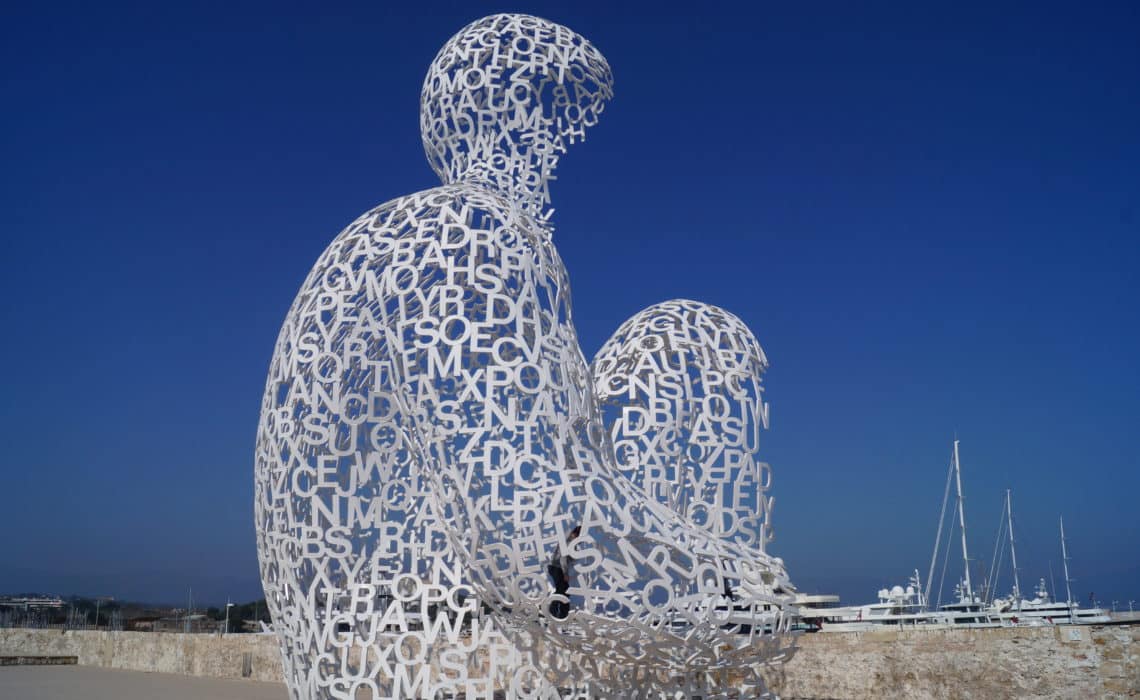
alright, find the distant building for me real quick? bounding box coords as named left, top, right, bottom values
left=127, top=616, right=161, bottom=632
left=152, top=614, right=223, bottom=634
left=0, top=596, right=65, bottom=610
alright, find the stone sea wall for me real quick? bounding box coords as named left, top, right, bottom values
left=1, top=624, right=1136, bottom=698
left=0, top=628, right=283, bottom=682
left=773, top=623, right=1138, bottom=699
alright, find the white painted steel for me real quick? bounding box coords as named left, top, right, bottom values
left=953, top=440, right=973, bottom=600
left=254, top=14, right=794, bottom=699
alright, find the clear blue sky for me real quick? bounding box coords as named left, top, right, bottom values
left=2, top=1, right=1137, bottom=608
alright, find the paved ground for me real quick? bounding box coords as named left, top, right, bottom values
left=0, top=666, right=288, bottom=699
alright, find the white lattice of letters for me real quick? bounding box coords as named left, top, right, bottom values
left=592, top=300, right=778, bottom=554
left=254, top=13, right=796, bottom=699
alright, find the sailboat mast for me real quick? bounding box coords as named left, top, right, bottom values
left=1006, top=489, right=1021, bottom=604
left=925, top=450, right=956, bottom=610
left=1060, top=516, right=1075, bottom=622
left=952, top=439, right=973, bottom=599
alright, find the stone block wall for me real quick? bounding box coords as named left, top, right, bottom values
left=774, top=624, right=1138, bottom=699
left=1, top=624, right=1136, bottom=698
left=0, top=628, right=282, bottom=682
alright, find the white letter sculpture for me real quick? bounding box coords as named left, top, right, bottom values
left=255, top=13, right=796, bottom=700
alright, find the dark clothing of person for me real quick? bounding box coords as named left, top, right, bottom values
left=548, top=561, right=570, bottom=619
left=548, top=529, right=580, bottom=620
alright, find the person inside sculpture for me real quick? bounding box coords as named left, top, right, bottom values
left=547, top=525, right=581, bottom=619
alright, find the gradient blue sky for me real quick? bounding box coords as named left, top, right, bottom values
left=2, top=1, right=1137, bottom=608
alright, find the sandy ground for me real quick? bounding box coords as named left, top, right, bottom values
left=0, top=665, right=288, bottom=699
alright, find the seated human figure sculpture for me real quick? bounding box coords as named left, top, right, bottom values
left=255, top=13, right=794, bottom=699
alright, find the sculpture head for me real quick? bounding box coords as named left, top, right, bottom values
left=420, top=14, right=614, bottom=218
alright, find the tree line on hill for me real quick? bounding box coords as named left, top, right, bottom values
left=0, top=594, right=273, bottom=632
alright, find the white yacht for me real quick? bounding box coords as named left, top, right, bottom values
left=791, top=592, right=841, bottom=631
left=985, top=505, right=1111, bottom=625
left=794, top=442, right=1111, bottom=633
left=795, top=572, right=1002, bottom=632
left=797, top=580, right=928, bottom=632
left=990, top=578, right=1110, bottom=625
left=796, top=440, right=1000, bottom=633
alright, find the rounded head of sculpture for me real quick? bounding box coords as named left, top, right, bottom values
left=420, top=14, right=614, bottom=217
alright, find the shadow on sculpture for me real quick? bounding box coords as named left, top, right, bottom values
left=255, top=13, right=796, bottom=699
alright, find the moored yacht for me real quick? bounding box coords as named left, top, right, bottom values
left=794, top=442, right=1112, bottom=632
left=990, top=579, right=1110, bottom=625
left=797, top=440, right=1003, bottom=633
left=795, top=571, right=1002, bottom=632
left=985, top=511, right=1111, bottom=625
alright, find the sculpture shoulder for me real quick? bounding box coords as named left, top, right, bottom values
left=301, top=182, right=552, bottom=288
left=290, top=182, right=556, bottom=309
left=339, top=183, right=524, bottom=243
